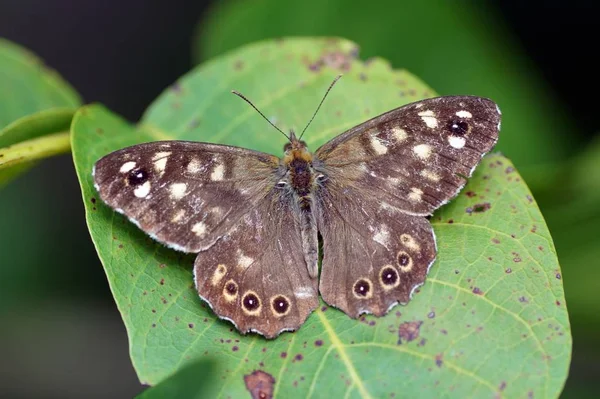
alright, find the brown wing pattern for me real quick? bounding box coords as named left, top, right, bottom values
left=315, top=96, right=500, bottom=316
left=316, top=96, right=500, bottom=215
left=316, top=181, right=436, bottom=317
left=193, top=190, right=319, bottom=338
left=93, top=141, right=280, bottom=253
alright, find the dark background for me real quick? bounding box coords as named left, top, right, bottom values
left=0, top=1, right=598, bottom=397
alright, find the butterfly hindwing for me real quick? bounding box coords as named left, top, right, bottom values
left=194, top=190, right=319, bottom=338
left=316, top=96, right=500, bottom=215
left=317, top=179, right=436, bottom=316
left=93, top=141, right=280, bottom=253
left=315, top=96, right=500, bottom=315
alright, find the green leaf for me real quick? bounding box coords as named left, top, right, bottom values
left=72, top=38, right=570, bottom=398
left=136, top=359, right=218, bottom=398
left=193, top=0, right=577, bottom=172
left=0, top=38, right=81, bottom=186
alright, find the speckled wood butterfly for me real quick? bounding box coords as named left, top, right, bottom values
left=93, top=80, right=501, bottom=338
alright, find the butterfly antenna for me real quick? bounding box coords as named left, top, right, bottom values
left=231, top=90, right=290, bottom=141
left=299, top=75, right=342, bottom=140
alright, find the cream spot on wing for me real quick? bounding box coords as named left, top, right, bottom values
left=413, top=144, right=432, bottom=160
left=456, top=110, right=472, bottom=119
left=211, top=264, right=227, bottom=286
left=418, top=110, right=438, bottom=128
left=370, top=136, right=388, bottom=155
left=388, top=177, right=402, bottom=186
left=420, top=169, right=441, bottom=182
left=448, top=135, right=466, bottom=149
left=171, top=209, right=186, bottom=223
left=209, top=206, right=223, bottom=216
left=237, top=252, right=254, bottom=270
left=211, top=163, right=224, bottom=181
left=392, top=127, right=407, bottom=142
left=373, top=225, right=390, bottom=247
left=400, top=233, right=421, bottom=251
left=408, top=187, right=423, bottom=202
left=152, top=151, right=171, bottom=161
left=187, top=158, right=202, bottom=174
left=169, top=182, right=187, bottom=200
left=294, top=286, right=315, bottom=299
left=133, top=181, right=151, bottom=198
left=191, top=222, right=207, bottom=237
left=154, top=157, right=168, bottom=173
left=119, top=161, right=136, bottom=173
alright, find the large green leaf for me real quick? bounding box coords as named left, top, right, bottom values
left=72, top=38, right=570, bottom=398
left=0, top=38, right=81, bottom=186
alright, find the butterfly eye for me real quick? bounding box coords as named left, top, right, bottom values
left=316, top=174, right=327, bottom=183
left=275, top=181, right=289, bottom=188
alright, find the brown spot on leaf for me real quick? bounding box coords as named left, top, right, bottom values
left=472, top=203, right=491, bottom=213
left=232, top=346, right=239, bottom=352
left=448, top=219, right=454, bottom=224
left=465, top=191, right=476, bottom=198
left=244, top=370, right=275, bottom=399
left=294, top=354, right=303, bottom=362
left=499, top=381, right=507, bottom=391
left=472, top=287, right=483, bottom=295
left=435, top=353, right=443, bottom=367
left=556, top=273, right=561, bottom=280
left=315, top=340, right=323, bottom=347
left=397, top=321, right=423, bottom=344
left=280, top=352, right=287, bottom=359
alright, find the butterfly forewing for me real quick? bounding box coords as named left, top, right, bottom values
left=316, top=96, right=500, bottom=215
left=315, top=96, right=500, bottom=316
left=194, top=189, right=318, bottom=338
left=93, top=141, right=279, bottom=252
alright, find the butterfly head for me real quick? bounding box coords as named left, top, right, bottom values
left=283, top=130, right=312, bottom=163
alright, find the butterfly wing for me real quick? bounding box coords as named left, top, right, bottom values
left=93, top=141, right=280, bottom=253
left=315, top=96, right=500, bottom=316
left=316, top=96, right=500, bottom=215
left=193, top=189, right=319, bottom=338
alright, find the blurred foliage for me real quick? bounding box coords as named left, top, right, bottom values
left=0, top=38, right=81, bottom=187
left=0, top=38, right=82, bottom=312
left=136, top=359, right=217, bottom=398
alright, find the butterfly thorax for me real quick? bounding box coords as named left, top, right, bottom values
left=281, top=136, right=320, bottom=278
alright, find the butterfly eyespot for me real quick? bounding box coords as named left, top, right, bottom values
left=396, top=251, right=414, bottom=272
left=271, top=295, right=291, bottom=317
left=127, top=168, right=150, bottom=186
left=223, top=279, right=238, bottom=302
left=379, top=266, right=400, bottom=290
left=447, top=119, right=470, bottom=136
left=352, top=278, right=373, bottom=299
left=242, top=291, right=262, bottom=315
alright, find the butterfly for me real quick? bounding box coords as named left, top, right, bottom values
left=93, top=79, right=501, bottom=338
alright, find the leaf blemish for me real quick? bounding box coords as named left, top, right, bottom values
left=315, top=340, right=323, bottom=347
left=472, top=287, right=483, bottom=295
left=435, top=353, right=443, bottom=367
left=397, top=320, right=423, bottom=344
left=244, top=370, right=275, bottom=399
